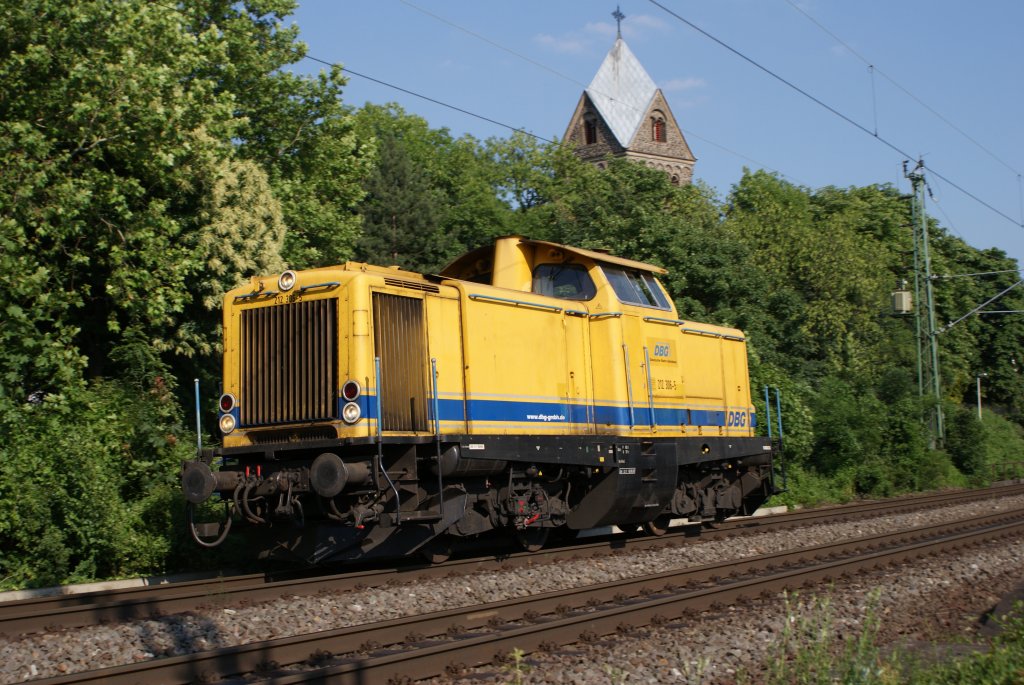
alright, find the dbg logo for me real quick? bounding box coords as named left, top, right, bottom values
left=726, top=411, right=747, bottom=427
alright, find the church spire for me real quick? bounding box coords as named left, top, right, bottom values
left=561, top=21, right=697, bottom=186
left=612, top=5, right=625, bottom=39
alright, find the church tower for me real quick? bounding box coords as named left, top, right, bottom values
left=563, top=18, right=696, bottom=185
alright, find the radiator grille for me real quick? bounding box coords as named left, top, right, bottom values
left=240, top=299, right=338, bottom=426
left=373, top=293, right=429, bottom=432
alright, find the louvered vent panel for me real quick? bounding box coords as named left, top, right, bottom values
left=383, top=278, right=440, bottom=293
left=373, top=293, right=429, bottom=432
left=240, top=299, right=337, bottom=426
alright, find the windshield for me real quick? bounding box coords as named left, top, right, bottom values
left=532, top=263, right=596, bottom=300
left=603, top=266, right=671, bottom=309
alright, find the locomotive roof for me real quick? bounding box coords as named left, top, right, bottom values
left=522, top=239, right=668, bottom=274
left=440, top=237, right=667, bottom=279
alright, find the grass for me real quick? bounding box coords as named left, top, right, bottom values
left=749, top=590, right=1024, bottom=685
left=756, top=590, right=898, bottom=685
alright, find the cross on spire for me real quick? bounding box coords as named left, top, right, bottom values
left=612, top=5, right=625, bottom=39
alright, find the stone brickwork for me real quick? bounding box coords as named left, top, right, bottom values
left=624, top=91, right=694, bottom=161
left=564, top=93, right=624, bottom=163
left=622, top=151, right=694, bottom=186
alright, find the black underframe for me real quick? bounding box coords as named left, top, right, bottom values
left=215, top=433, right=776, bottom=470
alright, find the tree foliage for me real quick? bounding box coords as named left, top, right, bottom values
left=0, top=0, right=294, bottom=395
left=175, top=0, right=373, bottom=269
left=0, top=379, right=193, bottom=588
left=0, top=0, right=369, bottom=587
left=352, top=104, right=509, bottom=272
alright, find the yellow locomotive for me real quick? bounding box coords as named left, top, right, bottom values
left=182, top=236, right=777, bottom=561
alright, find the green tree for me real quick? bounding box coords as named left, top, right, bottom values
left=177, top=0, right=373, bottom=270
left=354, top=104, right=511, bottom=272
left=0, top=0, right=288, bottom=396
left=486, top=131, right=561, bottom=215
left=0, top=379, right=194, bottom=588
left=355, top=119, right=448, bottom=271
left=0, top=0, right=371, bottom=587
left=723, top=173, right=910, bottom=376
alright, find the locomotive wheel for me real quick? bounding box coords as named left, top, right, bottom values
left=643, top=515, right=672, bottom=537
left=419, top=536, right=452, bottom=563
left=515, top=527, right=549, bottom=552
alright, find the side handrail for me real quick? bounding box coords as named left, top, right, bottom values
left=764, top=385, right=787, bottom=492
left=643, top=346, right=657, bottom=431
left=431, top=357, right=444, bottom=515
left=623, top=344, right=636, bottom=429
left=468, top=293, right=562, bottom=312
left=374, top=357, right=401, bottom=524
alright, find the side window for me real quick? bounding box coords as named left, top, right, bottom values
left=532, top=263, right=596, bottom=301
left=641, top=272, right=671, bottom=309
left=603, top=266, right=671, bottom=310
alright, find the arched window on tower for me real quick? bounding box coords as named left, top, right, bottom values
left=651, top=111, right=666, bottom=143
left=583, top=117, right=597, bottom=145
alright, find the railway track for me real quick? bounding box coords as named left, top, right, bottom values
left=3, top=483, right=1023, bottom=639
left=22, top=503, right=1024, bottom=684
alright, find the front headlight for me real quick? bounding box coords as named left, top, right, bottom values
left=278, top=270, right=297, bottom=292
left=342, top=402, right=361, bottom=424
left=219, top=413, right=237, bottom=434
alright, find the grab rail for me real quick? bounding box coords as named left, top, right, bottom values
left=374, top=357, right=401, bottom=524
left=468, top=293, right=562, bottom=312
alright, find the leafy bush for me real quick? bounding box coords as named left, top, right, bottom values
left=944, top=403, right=988, bottom=476
left=0, top=380, right=192, bottom=589
left=766, top=463, right=856, bottom=510
left=977, top=410, right=1024, bottom=481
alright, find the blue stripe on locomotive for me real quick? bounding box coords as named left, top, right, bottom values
left=338, top=394, right=755, bottom=430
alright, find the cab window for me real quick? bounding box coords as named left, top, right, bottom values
left=603, top=266, right=671, bottom=309
left=532, top=263, right=596, bottom=300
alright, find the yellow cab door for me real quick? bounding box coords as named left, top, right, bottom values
left=599, top=265, right=686, bottom=436
left=529, top=261, right=596, bottom=434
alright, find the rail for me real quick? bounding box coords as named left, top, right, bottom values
left=4, top=483, right=1023, bottom=637
left=25, top=506, right=1024, bottom=685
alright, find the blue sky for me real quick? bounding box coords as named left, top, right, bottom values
left=288, top=1, right=1024, bottom=275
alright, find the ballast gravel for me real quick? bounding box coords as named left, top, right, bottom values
left=3, top=494, right=1024, bottom=684
left=438, top=536, right=1024, bottom=684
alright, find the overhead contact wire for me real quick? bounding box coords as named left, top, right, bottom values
left=395, top=0, right=798, bottom=181
left=783, top=0, right=1022, bottom=179
left=647, top=0, right=1024, bottom=230
left=647, top=0, right=910, bottom=158
left=303, top=54, right=555, bottom=144
left=153, top=0, right=799, bottom=182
